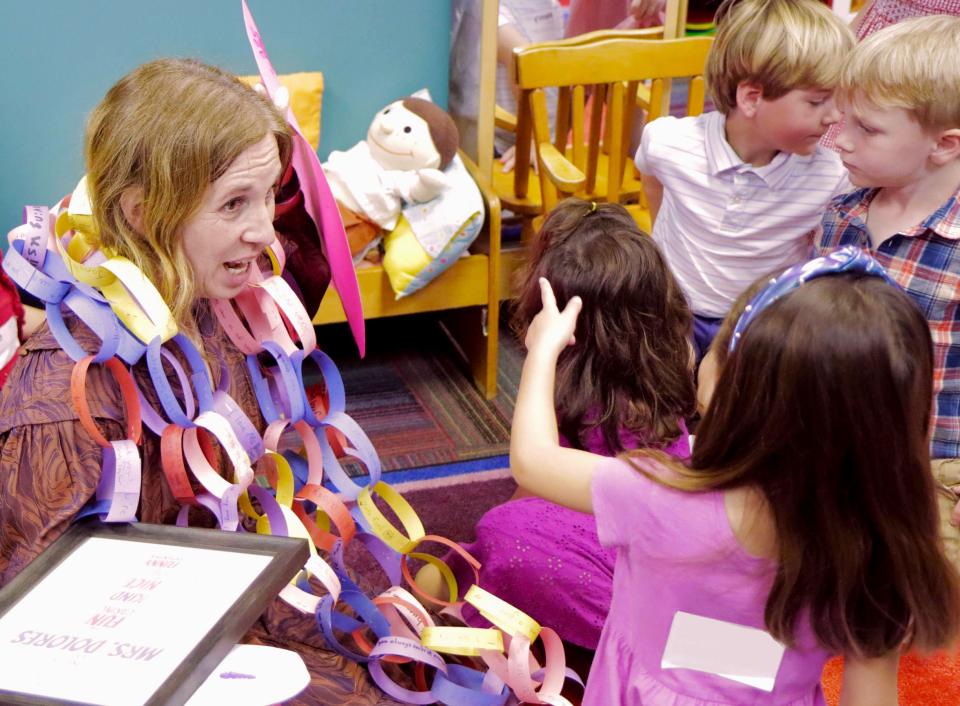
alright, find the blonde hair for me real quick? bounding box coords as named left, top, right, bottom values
left=838, top=15, right=960, bottom=132
left=707, top=0, right=854, bottom=115
left=85, top=58, right=292, bottom=335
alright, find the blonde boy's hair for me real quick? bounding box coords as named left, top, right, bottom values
left=838, top=15, right=960, bottom=132
left=85, top=58, right=292, bottom=336
left=706, top=0, right=854, bottom=115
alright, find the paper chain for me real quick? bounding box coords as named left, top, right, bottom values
left=4, top=196, right=580, bottom=704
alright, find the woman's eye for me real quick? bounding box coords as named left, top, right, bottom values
left=808, top=99, right=826, bottom=107
left=223, top=197, right=246, bottom=213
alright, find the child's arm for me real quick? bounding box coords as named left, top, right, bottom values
left=510, top=278, right=605, bottom=515
left=839, top=652, right=899, bottom=706
left=642, top=173, right=664, bottom=226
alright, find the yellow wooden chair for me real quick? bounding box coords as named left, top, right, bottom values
left=493, top=31, right=713, bottom=238
left=251, top=71, right=503, bottom=399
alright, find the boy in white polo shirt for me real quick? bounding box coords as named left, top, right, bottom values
left=636, top=0, right=853, bottom=359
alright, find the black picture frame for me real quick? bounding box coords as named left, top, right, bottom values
left=0, top=519, right=309, bottom=706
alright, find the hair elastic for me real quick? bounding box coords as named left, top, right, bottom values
left=729, top=246, right=899, bottom=353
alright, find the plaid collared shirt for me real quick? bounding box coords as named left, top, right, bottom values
left=816, top=187, right=960, bottom=459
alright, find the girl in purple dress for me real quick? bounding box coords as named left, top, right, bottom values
left=512, top=249, right=960, bottom=705
left=429, top=198, right=696, bottom=650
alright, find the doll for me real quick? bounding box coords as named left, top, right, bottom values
left=323, top=97, right=459, bottom=262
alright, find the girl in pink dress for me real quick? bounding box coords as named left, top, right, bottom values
left=511, top=248, right=960, bottom=705
left=435, top=198, right=696, bottom=650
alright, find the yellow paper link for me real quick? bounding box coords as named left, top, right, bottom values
left=420, top=626, right=504, bottom=657
left=66, top=228, right=100, bottom=262
left=238, top=489, right=260, bottom=522
left=409, top=552, right=459, bottom=603
left=356, top=481, right=425, bottom=554
left=240, top=451, right=294, bottom=521
left=264, top=241, right=284, bottom=276
left=54, top=212, right=117, bottom=288
left=264, top=450, right=295, bottom=507
left=99, top=257, right=177, bottom=343
left=257, top=505, right=318, bottom=558
left=465, top=585, right=541, bottom=642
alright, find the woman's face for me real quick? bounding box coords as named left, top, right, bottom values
left=180, top=134, right=282, bottom=300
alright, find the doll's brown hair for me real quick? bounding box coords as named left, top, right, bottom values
left=402, top=97, right=458, bottom=169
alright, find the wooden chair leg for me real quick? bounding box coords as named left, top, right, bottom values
left=441, top=306, right=499, bottom=399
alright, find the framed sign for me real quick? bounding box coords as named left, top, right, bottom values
left=0, top=520, right=309, bottom=706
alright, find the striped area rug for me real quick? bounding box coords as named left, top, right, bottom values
left=317, top=312, right=520, bottom=472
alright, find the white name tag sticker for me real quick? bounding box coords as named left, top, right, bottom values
left=661, top=611, right=786, bottom=692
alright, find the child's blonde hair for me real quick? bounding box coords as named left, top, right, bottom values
left=706, top=0, right=854, bottom=115
left=838, top=15, right=960, bottom=133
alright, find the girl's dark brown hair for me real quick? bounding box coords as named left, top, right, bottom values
left=512, top=198, right=696, bottom=453
left=635, top=274, right=960, bottom=655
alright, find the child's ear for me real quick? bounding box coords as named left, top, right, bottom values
left=734, top=81, right=764, bottom=118
left=930, top=128, right=960, bottom=166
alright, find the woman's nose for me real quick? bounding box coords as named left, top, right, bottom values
left=243, top=203, right=276, bottom=245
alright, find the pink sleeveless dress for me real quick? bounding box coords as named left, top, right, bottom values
left=586, top=457, right=831, bottom=705
left=449, top=422, right=689, bottom=649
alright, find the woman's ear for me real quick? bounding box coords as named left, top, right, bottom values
left=119, top=187, right=145, bottom=234
left=734, top=81, right=764, bottom=119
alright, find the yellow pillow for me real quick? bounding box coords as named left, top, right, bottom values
left=238, top=71, right=324, bottom=151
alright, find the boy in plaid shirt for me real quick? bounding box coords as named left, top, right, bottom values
left=815, top=15, right=960, bottom=565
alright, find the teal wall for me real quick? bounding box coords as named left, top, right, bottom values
left=0, top=1, right=451, bottom=233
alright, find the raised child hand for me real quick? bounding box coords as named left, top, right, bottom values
left=524, top=278, right=581, bottom=358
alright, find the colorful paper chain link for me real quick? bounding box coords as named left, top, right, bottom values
left=5, top=196, right=580, bottom=705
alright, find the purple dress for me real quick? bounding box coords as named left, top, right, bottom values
left=587, top=457, right=831, bottom=705
left=449, top=421, right=689, bottom=649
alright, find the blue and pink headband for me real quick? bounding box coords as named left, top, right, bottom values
left=729, top=246, right=899, bottom=352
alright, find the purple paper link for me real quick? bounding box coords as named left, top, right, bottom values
left=349, top=505, right=373, bottom=534
left=355, top=532, right=402, bottom=586
left=134, top=381, right=171, bottom=437
left=176, top=491, right=240, bottom=532
left=145, top=336, right=196, bottom=427
left=42, top=252, right=107, bottom=305
left=267, top=368, right=294, bottom=422
left=212, top=390, right=265, bottom=461
left=20, top=206, right=50, bottom=269
left=531, top=667, right=585, bottom=688
left=246, top=485, right=288, bottom=536
left=46, top=289, right=120, bottom=364
left=293, top=350, right=346, bottom=421
left=368, top=636, right=446, bottom=705
left=432, top=664, right=511, bottom=706
left=96, top=440, right=140, bottom=523
left=323, top=412, right=381, bottom=481
left=2, top=241, right=70, bottom=304
left=161, top=347, right=197, bottom=420
left=214, top=349, right=231, bottom=396
left=315, top=429, right=365, bottom=501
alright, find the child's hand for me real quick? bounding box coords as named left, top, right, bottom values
left=524, top=278, right=581, bottom=358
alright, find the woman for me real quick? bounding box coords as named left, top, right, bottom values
left=0, top=58, right=396, bottom=706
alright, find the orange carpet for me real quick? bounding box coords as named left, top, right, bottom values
left=821, top=651, right=960, bottom=705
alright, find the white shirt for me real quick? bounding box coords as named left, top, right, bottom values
left=448, top=0, right=562, bottom=153
left=323, top=142, right=425, bottom=231
left=635, top=112, right=850, bottom=317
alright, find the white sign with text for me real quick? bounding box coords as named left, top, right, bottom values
left=0, top=537, right=271, bottom=705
